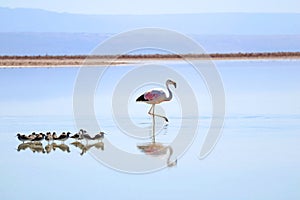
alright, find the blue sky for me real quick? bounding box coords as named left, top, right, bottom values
left=1, top=0, right=300, bottom=14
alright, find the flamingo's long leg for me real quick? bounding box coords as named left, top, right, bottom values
left=148, top=104, right=169, bottom=122
left=152, top=105, right=155, bottom=143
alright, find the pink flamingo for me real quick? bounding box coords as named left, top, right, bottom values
left=136, top=79, right=177, bottom=122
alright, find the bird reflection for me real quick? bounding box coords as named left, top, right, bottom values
left=136, top=115, right=177, bottom=167
left=16, top=130, right=106, bottom=155
left=17, top=141, right=70, bottom=154
left=45, top=143, right=53, bottom=154
left=17, top=142, right=45, bottom=154
left=70, top=141, right=104, bottom=156
left=30, top=142, right=45, bottom=154
left=137, top=142, right=177, bottom=167
left=52, top=143, right=71, bottom=153
left=17, top=142, right=31, bottom=151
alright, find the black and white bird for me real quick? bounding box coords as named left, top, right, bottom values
left=82, top=133, right=93, bottom=140
left=54, top=132, right=71, bottom=143
left=77, top=129, right=93, bottom=140
left=92, top=132, right=106, bottom=141
left=52, top=132, right=58, bottom=140
left=27, top=132, right=37, bottom=141
left=16, top=133, right=30, bottom=143
left=31, top=133, right=45, bottom=142
left=70, top=130, right=83, bottom=140
left=45, top=132, right=53, bottom=143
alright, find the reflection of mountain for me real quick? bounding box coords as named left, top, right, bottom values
left=137, top=143, right=177, bottom=167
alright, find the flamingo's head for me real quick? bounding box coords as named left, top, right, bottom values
left=166, top=79, right=177, bottom=88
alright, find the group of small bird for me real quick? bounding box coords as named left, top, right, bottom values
left=16, top=129, right=106, bottom=143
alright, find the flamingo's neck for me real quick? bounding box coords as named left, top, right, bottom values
left=165, top=83, right=173, bottom=101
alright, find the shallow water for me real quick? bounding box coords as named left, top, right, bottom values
left=1, top=60, right=300, bottom=200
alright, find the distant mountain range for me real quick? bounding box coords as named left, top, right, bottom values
left=0, top=7, right=299, bottom=55
left=0, top=7, right=300, bottom=34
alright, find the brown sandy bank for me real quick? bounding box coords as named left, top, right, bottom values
left=1, top=52, right=300, bottom=67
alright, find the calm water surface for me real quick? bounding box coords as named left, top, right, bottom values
left=0, top=60, right=300, bottom=200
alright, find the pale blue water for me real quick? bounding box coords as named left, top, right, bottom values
left=1, top=33, right=300, bottom=55
left=0, top=60, right=300, bottom=200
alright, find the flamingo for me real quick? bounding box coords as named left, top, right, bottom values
left=136, top=79, right=176, bottom=122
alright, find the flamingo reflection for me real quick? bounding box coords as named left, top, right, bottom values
left=137, top=142, right=177, bottom=167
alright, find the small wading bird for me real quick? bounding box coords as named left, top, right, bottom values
left=16, top=133, right=30, bottom=143
left=70, top=132, right=81, bottom=140
left=54, top=132, right=71, bottom=143
left=28, top=132, right=37, bottom=141
left=45, top=132, right=53, bottom=143
left=31, top=133, right=45, bottom=142
left=92, top=132, right=106, bottom=141
left=136, top=79, right=177, bottom=123
left=80, top=129, right=93, bottom=140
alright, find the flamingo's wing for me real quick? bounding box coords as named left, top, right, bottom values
left=136, top=89, right=165, bottom=102
left=136, top=93, right=147, bottom=102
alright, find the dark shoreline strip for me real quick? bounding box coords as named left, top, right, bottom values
left=1, top=52, right=300, bottom=67
left=1, top=52, right=300, bottom=60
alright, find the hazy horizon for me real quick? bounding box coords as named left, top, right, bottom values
left=1, top=0, right=300, bottom=14
left=1, top=7, right=300, bottom=35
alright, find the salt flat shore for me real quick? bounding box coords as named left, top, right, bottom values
left=1, top=52, right=299, bottom=67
